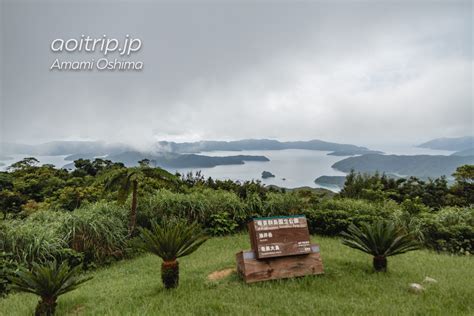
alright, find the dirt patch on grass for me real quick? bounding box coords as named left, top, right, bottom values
left=68, top=304, right=86, bottom=315
left=207, top=268, right=236, bottom=281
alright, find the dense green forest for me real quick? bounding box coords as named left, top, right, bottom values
left=0, top=157, right=473, bottom=297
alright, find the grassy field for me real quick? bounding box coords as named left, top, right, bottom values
left=1, top=234, right=473, bottom=315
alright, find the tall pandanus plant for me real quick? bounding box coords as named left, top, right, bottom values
left=341, top=221, right=420, bottom=272
left=8, top=261, right=91, bottom=316
left=135, top=220, right=207, bottom=289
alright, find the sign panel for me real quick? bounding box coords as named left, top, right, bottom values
left=248, top=215, right=312, bottom=259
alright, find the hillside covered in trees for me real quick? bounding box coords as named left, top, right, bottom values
left=332, top=154, right=474, bottom=179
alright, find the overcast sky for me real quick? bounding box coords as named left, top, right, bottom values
left=0, top=0, right=472, bottom=148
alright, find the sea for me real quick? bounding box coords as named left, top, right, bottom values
left=0, top=144, right=454, bottom=192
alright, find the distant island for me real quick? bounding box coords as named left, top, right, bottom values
left=157, top=139, right=381, bottom=156
left=451, top=148, right=474, bottom=157
left=63, top=152, right=269, bottom=169
left=327, top=149, right=383, bottom=156
left=418, top=136, right=473, bottom=151
left=261, top=171, right=275, bottom=179
left=332, top=154, right=474, bottom=179
left=64, top=153, right=103, bottom=161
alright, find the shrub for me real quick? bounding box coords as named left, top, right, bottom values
left=0, top=211, right=69, bottom=266
left=9, top=261, right=91, bottom=315
left=207, top=211, right=238, bottom=236
left=420, top=207, right=474, bottom=255
left=0, top=203, right=128, bottom=271
left=341, top=220, right=420, bottom=272
left=303, top=199, right=398, bottom=235
left=243, top=192, right=264, bottom=219
left=319, top=198, right=400, bottom=214
left=138, top=189, right=246, bottom=228
left=0, top=251, right=18, bottom=297
left=262, top=192, right=303, bottom=216
left=62, top=202, right=128, bottom=266
left=135, top=220, right=207, bottom=289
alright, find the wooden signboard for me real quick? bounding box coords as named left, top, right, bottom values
left=236, top=244, right=324, bottom=283
left=248, top=215, right=312, bottom=259
left=237, top=214, right=324, bottom=283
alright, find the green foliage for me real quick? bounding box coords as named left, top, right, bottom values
left=400, top=197, right=431, bottom=215
left=340, top=170, right=390, bottom=202
left=341, top=221, right=421, bottom=257
left=303, top=199, right=398, bottom=236
left=0, top=188, right=24, bottom=218
left=62, top=202, right=128, bottom=266
left=203, top=189, right=247, bottom=226
left=103, top=164, right=178, bottom=235
left=420, top=207, right=474, bottom=254
left=0, top=252, right=18, bottom=297
left=103, top=165, right=178, bottom=203
left=243, top=192, right=264, bottom=217
left=262, top=192, right=303, bottom=216
left=450, top=165, right=474, bottom=205
left=135, top=219, right=207, bottom=289
left=0, top=212, right=70, bottom=266
left=339, top=167, right=474, bottom=209
left=52, top=184, right=101, bottom=212
left=9, top=260, right=91, bottom=315
left=138, top=189, right=246, bottom=228
left=135, top=220, right=207, bottom=261
left=453, top=164, right=474, bottom=183
left=1, top=204, right=128, bottom=270
left=341, top=221, right=420, bottom=271
left=207, top=212, right=238, bottom=236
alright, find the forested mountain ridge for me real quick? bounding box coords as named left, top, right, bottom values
left=451, top=148, right=474, bottom=157
left=158, top=139, right=381, bottom=155
left=1, top=139, right=379, bottom=157
left=332, top=154, right=474, bottom=178
left=418, top=136, right=473, bottom=151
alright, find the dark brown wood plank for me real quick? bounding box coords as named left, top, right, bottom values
left=236, top=244, right=324, bottom=283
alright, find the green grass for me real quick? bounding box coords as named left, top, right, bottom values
left=1, top=234, right=473, bottom=315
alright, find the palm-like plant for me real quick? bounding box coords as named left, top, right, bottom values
left=8, top=261, right=91, bottom=316
left=135, top=220, right=207, bottom=289
left=104, top=162, right=178, bottom=236
left=341, top=221, right=420, bottom=272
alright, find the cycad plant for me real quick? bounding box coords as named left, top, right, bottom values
left=341, top=221, right=420, bottom=272
left=8, top=261, right=91, bottom=316
left=135, top=220, right=207, bottom=289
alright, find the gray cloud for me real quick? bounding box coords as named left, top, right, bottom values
left=1, top=0, right=472, bottom=148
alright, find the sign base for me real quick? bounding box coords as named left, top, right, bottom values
left=236, top=244, right=324, bottom=283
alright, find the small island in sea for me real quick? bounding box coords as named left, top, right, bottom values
left=314, top=175, right=347, bottom=188
left=261, top=171, right=275, bottom=179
